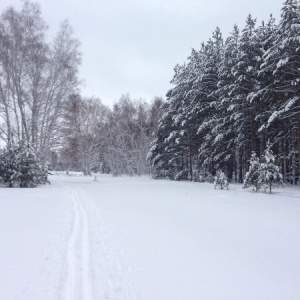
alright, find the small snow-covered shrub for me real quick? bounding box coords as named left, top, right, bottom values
left=243, top=152, right=261, bottom=191
left=214, top=170, right=229, bottom=190
left=259, top=145, right=283, bottom=193
left=243, top=143, right=283, bottom=194
left=0, top=146, right=19, bottom=187
left=0, top=141, right=48, bottom=188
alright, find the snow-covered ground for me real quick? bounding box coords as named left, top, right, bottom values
left=0, top=174, right=300, bottom=300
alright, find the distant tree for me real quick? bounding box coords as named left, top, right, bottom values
left=62, top=95, right=109, bottom=175
left=60, top=94, right=162, bottom=177
left=105, top=95, right=156, bottom=176
left=148, top=97, right=164, bottom=132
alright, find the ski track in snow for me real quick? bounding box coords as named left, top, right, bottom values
left=62, top=187, right=93, bottom=300
left=59, top=181, right=139, bottom=300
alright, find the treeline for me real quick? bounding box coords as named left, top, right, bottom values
left=148, top=0, right=300, bottom=184
left=56, top=94, right=163, bottom=176
left=0, top=1, right=163, bottom=179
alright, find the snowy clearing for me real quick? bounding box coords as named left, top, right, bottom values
left=0, top=174, right=300, bottom=300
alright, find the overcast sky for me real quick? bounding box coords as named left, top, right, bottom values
left=1, top=0, right=284, bottom=106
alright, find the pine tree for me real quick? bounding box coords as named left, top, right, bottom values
left=227, top=15, right=262, bottom=182
left=243, top=152, right=261, bottom=191
left=212, top=25, right=240, bottom=180
left=195, top=28, right=223, bottom=175
left=259, top=0, right=300, bottom=182
left=0, top=141, right=48, bottom=187
left=259, top=143, right=284, bottom=193
left=147, top=100, right=178, bottom=179
left=244, top=144, right=284, bottom=193
left=253, top=15, right=278, bottom=156
left=1, top=145, right=20, bottom=187
left=18, top=143, right=43, bottom=187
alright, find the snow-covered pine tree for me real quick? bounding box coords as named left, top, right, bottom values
left=1, top=144, right=20, bottom=187
left=0, top=142, right=48, bottom=188
left=147, top=99, right=178, bottom=179
left=212, top=25, right=240, bottom=180
left=148, top=55, right=202, bottom=180
left=243, top=152, right=261, bottom=191
left=259, top=0, right=300, bottom=182
left=195, top=28, right=223, bottom=175
left=214, top=170, right=229, bottom=190
left=252, top=15, right=278, bottom=159
left=172, top=50, right=204, bottom=181
left=163, top=61, right=189, bottom=179
left=259, top=143, right=284, bottom=193
left=18, top=142, right=45, bottom=187
left=227, top=15, right=262, bottom=182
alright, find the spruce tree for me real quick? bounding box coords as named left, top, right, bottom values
left=243, top=152, right=261, bottom=191
left=1, top=145, right=20, bottom=187
left=0, top=141, right=48, bottom=187
left=244, top=144, right=284, bottom=193
left=259, top=143, right=284, bottom=193
left=18, top=143, right=43, bottom=187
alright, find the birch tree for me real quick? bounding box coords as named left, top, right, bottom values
left=0, top=1, right=81, bottom=161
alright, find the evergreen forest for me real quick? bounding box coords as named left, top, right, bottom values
left=148, top=0, right=300, bottom=184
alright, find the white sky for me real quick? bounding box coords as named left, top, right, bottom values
left=0, top=0, right=284, bottom=106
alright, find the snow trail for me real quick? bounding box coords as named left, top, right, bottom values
left=1, top=174, right=300, bottom=299
left=62, top=188, right=93, bottom=300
